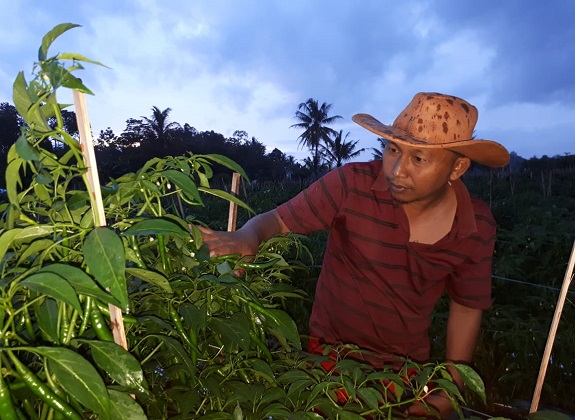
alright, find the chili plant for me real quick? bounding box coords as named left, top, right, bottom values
left=0, top=23, right=492, bottom=419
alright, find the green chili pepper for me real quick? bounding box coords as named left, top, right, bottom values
left=22, top=306, right=35, bottom=341
left=236, top=257, right=281, bottom=269
left=59, top=305, right=71, bottom=343
left=20, top=398, right=36, bottom=420
left=129, top=236, right=146, bottom=269
left=78, top=296, right=93, bottom=336
left=90, top=305, right=114, bottom=342
left=94, top=301, right=137, bottom=324
left=6, top=351, right=82, bottom=420
left=169, top=304, right=197, bottom=376
left=0, top=371, right=18, bottom=420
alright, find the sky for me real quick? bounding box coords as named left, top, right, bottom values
left=1, top=0, right=574, bottom=163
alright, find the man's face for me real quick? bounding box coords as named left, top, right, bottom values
left=382, top=141, right=461, bottom=205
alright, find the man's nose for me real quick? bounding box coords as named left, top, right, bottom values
left=392, top=155, right=408, bottom=177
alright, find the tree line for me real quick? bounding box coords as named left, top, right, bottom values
left=0, top=100, right=573, bottom=189
left=0, top=99, right=368, bottom=188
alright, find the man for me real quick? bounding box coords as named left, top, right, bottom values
left=200, top=92, right=509, bottom=418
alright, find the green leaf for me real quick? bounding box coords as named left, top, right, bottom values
left=342, top=377, right=357, bottom=401
left=83, top=227, right=127, bottom=309
left=39, top=264, right=121, bottom=307
left=35, top=346, right=110, bottom=416
left=12, top=72, right=31, bottom=120
left=210, top=314, right=251, bottom=351
left=38, top=23, right=81, bottom=61
left=121, top=219, right=188, bottom=237
left=12, top=225, right=54, bottom=245
left=216, top=261, right=233, bottom=275
left=432, top=378, right=462, bottom=401
left=338, top=411, right=365, bottom=420
left=126, top=267, right=171, bottom=293
left=34, top=298, right=60, bottom=343
left=5, top=159, right=23, bottom=206
left=307, top=382, right=333, bottom=407
left=15, top=135, right=40, bottom=161
left=453, top=364, right=486, bottom=403
left=58, top=52, right=107, bottom=67
left=78, top=340, right=147, bottom=394
left=356, top=387, right=383, bottom=410
left=106, top=389, right=147, bottom=420
left=15, top=235, right=54, bottom=263
left=277, top=370, right=312, bottom=384
left=0, top=228, right=24, bottom=262
left=60, top=71, right=94, bottom=95
left=147, top=334, right=196, bottom=374
left=20, top=272, right=82, bottom=312
left=247, top=359, right=275, bottom=383
left=263, top=309, right=301, bottom=350
left=33, top=184, right=52, bottom=205
left=263, top=405, right=291, bottom=419
left=18, top=239, right=49, bottom=264
left=162, top=169, right=203, bottom=205
left=258, top=386, right=286, bottom=407
left=286, top=379, right=313, bottom=403
left=179, top=302, right=206, bottom=332
left=202, top=154, right=249, bottom=182
left=198, top=187, right=254, bottom=214
left=222, top=381, right=253, bottom=403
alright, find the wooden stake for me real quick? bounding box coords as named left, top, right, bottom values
left=73, top=91, right=129, bottom=351
left=530, top=239, right=575, bottom=413
left=227, top=172, right=241, bottom=232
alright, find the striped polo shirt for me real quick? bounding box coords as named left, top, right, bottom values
left=276, top=160, right=496, bottom=366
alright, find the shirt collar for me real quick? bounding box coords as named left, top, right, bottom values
left=371, top=167, right=389, bottom=191
left=451, top=179, right=477, bottom=238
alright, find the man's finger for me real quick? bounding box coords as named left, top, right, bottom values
left=196, top=225, right=213, bottom=234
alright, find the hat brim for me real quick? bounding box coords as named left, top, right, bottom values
left=353, top=113, right=510, bottom=168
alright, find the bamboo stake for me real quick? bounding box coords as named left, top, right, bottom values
left=530, top=239, right=575, bottom=413
left=73, top=91, right=128, bottom=351
left=227, top=172, right=241, bottom=232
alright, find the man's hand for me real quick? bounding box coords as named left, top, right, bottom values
left=406, top=390, right=454, bottom=419
left=198, top=225, right=260, bottom=258
left=197, top=209, right=290, bottom=258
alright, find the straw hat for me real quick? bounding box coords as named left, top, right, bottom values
left=352, top=92, right=510, bottom=167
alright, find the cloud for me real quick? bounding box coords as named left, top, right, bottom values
left=0, top=0, right=573, bottom=162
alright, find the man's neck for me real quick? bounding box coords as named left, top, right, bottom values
left=403, top=184, right=457, bottom=244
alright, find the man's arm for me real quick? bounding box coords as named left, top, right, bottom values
left=445, top=300, right=483, bottom=388
left=408, top=300, right=483, bottom=418
left=198, top=209, right=290, bottom=257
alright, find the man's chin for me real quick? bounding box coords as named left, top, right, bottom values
left=390, top=192, right=417, bottom=205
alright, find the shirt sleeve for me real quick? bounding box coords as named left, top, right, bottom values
left=276, top=166, right=348, bottom=234
left=446, top=203, right=496, bottom=310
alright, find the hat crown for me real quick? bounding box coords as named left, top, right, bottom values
left=393, top=92, right=478, bottom=145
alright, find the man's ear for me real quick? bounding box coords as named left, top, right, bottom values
left=450, top=157, right=471, bottom=181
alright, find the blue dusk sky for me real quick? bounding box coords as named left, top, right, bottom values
left=1, top=0, right=574, bottom=161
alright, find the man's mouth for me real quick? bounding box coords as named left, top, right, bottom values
left=389, top=182, right=409, bottom=192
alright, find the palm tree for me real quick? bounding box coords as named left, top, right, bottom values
left=290, top=98, right=342, bottom=174
left=371, top=137, right=388, bottom=160
left=320, top=130, right=365, bottom=169
left=302, top=154, right=328, bottom=177
left=141, top=106, right=181, bottom=148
